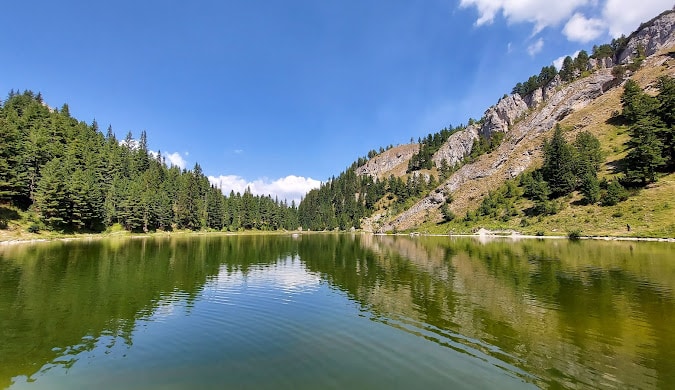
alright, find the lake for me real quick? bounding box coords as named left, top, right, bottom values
left=1, top=234, right=673, bottom=389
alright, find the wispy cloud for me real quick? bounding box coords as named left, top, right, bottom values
left=164, top=152, right=187, bottom=169
left=147, top=150, right=188, bottom=169
left=460, top=0, right=673, bottom=41
left=603, top=0, right=673, bottom=38
left=527, top=38, right=544, bottom=56
left=563, top=13, right=606, bottom=42
left=459, top=0, right=589, bottom=33
left=208, top=174, right=321, bottom=204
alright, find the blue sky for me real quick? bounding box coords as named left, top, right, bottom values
left=1, top=0, right=671, bottom=202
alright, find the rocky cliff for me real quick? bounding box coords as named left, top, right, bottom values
left=356, top=143, right=418, bottom=179
left=618, top=10, right=675, bottom=64
left=356, top=10, right=675, bottom=233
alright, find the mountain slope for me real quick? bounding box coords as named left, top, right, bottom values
left=358, top=10, right=675, bottom=236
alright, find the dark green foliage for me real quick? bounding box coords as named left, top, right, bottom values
left=656, top=76, right=675, bottom=167
left=621, top=76, right=675, bottom=184
left=439, top=202, right=455, bottom=222
left=625, top=116, right=665, bottom=184
left=521, top=171, right=554, bottom=215
left=559, top=56, right=575, bottom=82
left=567, top=230, right=582, bottom=240
left=574, top=50, right=590, bottom=73
left=298, top=167, right=372, bottom=231
left=512, top=65, right=557, bottom=97
left=611, top=35, right=629, bottom=58
left=591, top=44, right=615, bottom=59
left=542, top=125, right=577, bottom=197
left=602, top=180, right=628, bottom=206
left=0, top=91, right=298, bottom=232
left=474, top=179, right=521, bottom=220
left=580, top=172, right=601, bottom=204
left=408, top=126, right=458, bottom=172
left=469, top=131, right=504, bottom=160
left=574, top=131, right=603, bottom=175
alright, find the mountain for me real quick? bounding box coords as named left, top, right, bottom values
left=300, top=9, right=675, bottom=238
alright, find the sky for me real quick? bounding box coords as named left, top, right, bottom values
left=1, top=0, right=672, bottom=203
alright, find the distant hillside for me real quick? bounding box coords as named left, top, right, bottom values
left=299, top=9, right=675, bottom=238
left=0, top=94, right=300, bottom=238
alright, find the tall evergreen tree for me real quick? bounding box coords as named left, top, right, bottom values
left=625, top=116, right=665, bottom=184
left=542, top=125, right=576, bottom=197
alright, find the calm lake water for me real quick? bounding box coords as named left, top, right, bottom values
left=1, top=234, right=674, bottom=389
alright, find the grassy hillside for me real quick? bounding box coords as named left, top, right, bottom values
left=408, top=50, right=675, bottom=238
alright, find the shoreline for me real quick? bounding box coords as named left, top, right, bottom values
left=2, top=229, right=674, bottom=247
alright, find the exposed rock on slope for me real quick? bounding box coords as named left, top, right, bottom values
left=357, top=10, right=675, bottom=233
left=378, top=67, right=628, bottom=232
left=356, top=143, right=418, bottom=179
left=618, top=10, right=675, bottom=64
left=431, top=125, right=479, bottom=168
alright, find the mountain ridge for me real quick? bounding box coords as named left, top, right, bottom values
left=348, top=10, right=675, bottom=235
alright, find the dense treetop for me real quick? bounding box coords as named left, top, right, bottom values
left=0, top=91, right=298, bottom=232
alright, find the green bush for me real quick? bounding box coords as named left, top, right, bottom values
left=568, top=230, right=582, bottom=240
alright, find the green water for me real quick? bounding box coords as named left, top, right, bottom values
left=0, top=235, right=673, bottom=389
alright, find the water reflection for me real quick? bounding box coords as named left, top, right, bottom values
left=0, top=234, right=673, bottom=389
left=0, top=235, right=295, bottom=388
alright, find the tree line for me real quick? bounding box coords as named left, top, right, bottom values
left=511, top=34, right=633, bottom=98
left=621, top=76, right=675, bottom=184
left=0, top=91, right=298, bottom=232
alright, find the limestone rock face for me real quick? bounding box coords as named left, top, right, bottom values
left=356, top=144, right=418, bottom=179
left=618, top=10, right=675, bottom=64
left=431, top=125, right=479, bottom=168
left=379, top=69, right=620, bottom=233
left=590, top=57, right=615, bottom=70
left=479, top=94, right=531, bottom=137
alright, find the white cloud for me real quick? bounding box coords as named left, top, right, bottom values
left=148, top=150, right=188, bottom=169
left=603, top=0, right=673, bottom=37
left=527, top=38, right=544, bottom=56
left=459, top=0, right=590, bottom=33
left=553, top=50, right=580, bottom=70
left=460, top=0, right=672, bottom=44
left=208, top=174, right=321, bottom=204
left=563, top=13, right=606, bottom=42
left=164, top=152, right=187, bottom=169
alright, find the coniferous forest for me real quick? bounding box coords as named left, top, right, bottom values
left=0, top=91, right=299, bottom=232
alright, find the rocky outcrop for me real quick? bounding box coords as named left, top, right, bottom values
left=356, top=144, right=418, bottom=179
left=618, top=10, right=675, bottom=64
left=479, top=94, right=530, bottom=137
left=431, top=125, right=479, bottom=168
left=365, top=10, right=675, bottom=233
left=589, top=57, right=614, bottom=70
left=378, top=68, right=620, bottom=233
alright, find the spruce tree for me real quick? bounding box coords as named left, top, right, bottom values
left=625, top=116, right=665, bottom=184
left=542, top=125, right=576, bottom=197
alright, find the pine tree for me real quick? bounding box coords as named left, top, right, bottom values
left=656, top=76, right=675, bottom=167
left=0, top=116, right=22, bottom=201
left=580, top=172, right=600, bottom=204
left=559, top=56, right=574, bottom=82
left=625, top=116, right=665, bottom=184
left=34, top=158, right=70, bottom=230
left=542, top=125, right=576, bottom=197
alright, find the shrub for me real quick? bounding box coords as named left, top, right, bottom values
left=568, top=230, right=582, bottom=240
left=27, top=224, right=40, bottom=233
